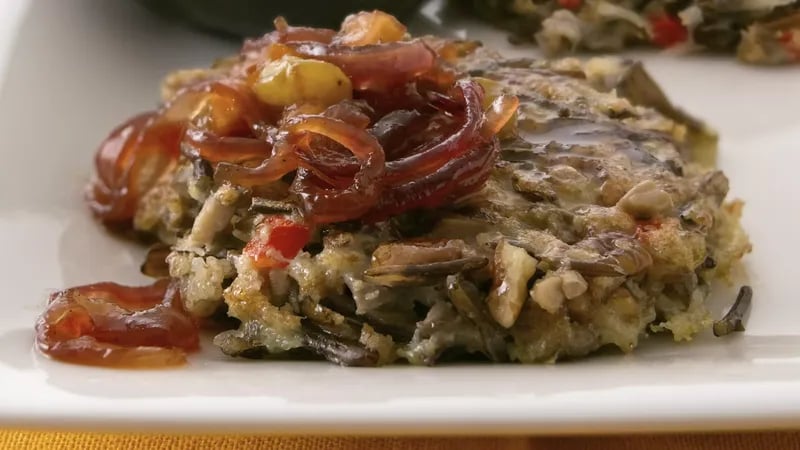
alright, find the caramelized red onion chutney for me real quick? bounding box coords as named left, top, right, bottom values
left=36, top=12, right=518, bottom=367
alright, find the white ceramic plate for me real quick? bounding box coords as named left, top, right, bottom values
left=1, top=0, right=799, bottom=435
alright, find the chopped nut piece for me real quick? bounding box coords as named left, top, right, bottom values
left=531, top=276, right=565, bottom=314
left=560, top=270, right=588, bottom=299
left=487, top=240, right=539, bottom=328
left=617, top=180, right=674, bottom=219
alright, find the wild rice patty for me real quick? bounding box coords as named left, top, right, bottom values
left=135, top=47, right=750, bottom=366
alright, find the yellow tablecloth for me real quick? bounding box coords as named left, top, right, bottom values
left=3, top=432, right=799, bottom=449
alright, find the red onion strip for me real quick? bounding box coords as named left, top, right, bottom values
left=288, top=115, right=386, bottom=223
left=35, top=280, right=199, bottom=368
left=383, top=79, right=485, bottom=184
left=367, top=140, right=499, bottom=221
left=183, top=128, right=273, bottom=164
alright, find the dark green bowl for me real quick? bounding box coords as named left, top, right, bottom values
left=136, top=0, right=427, bottom=38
